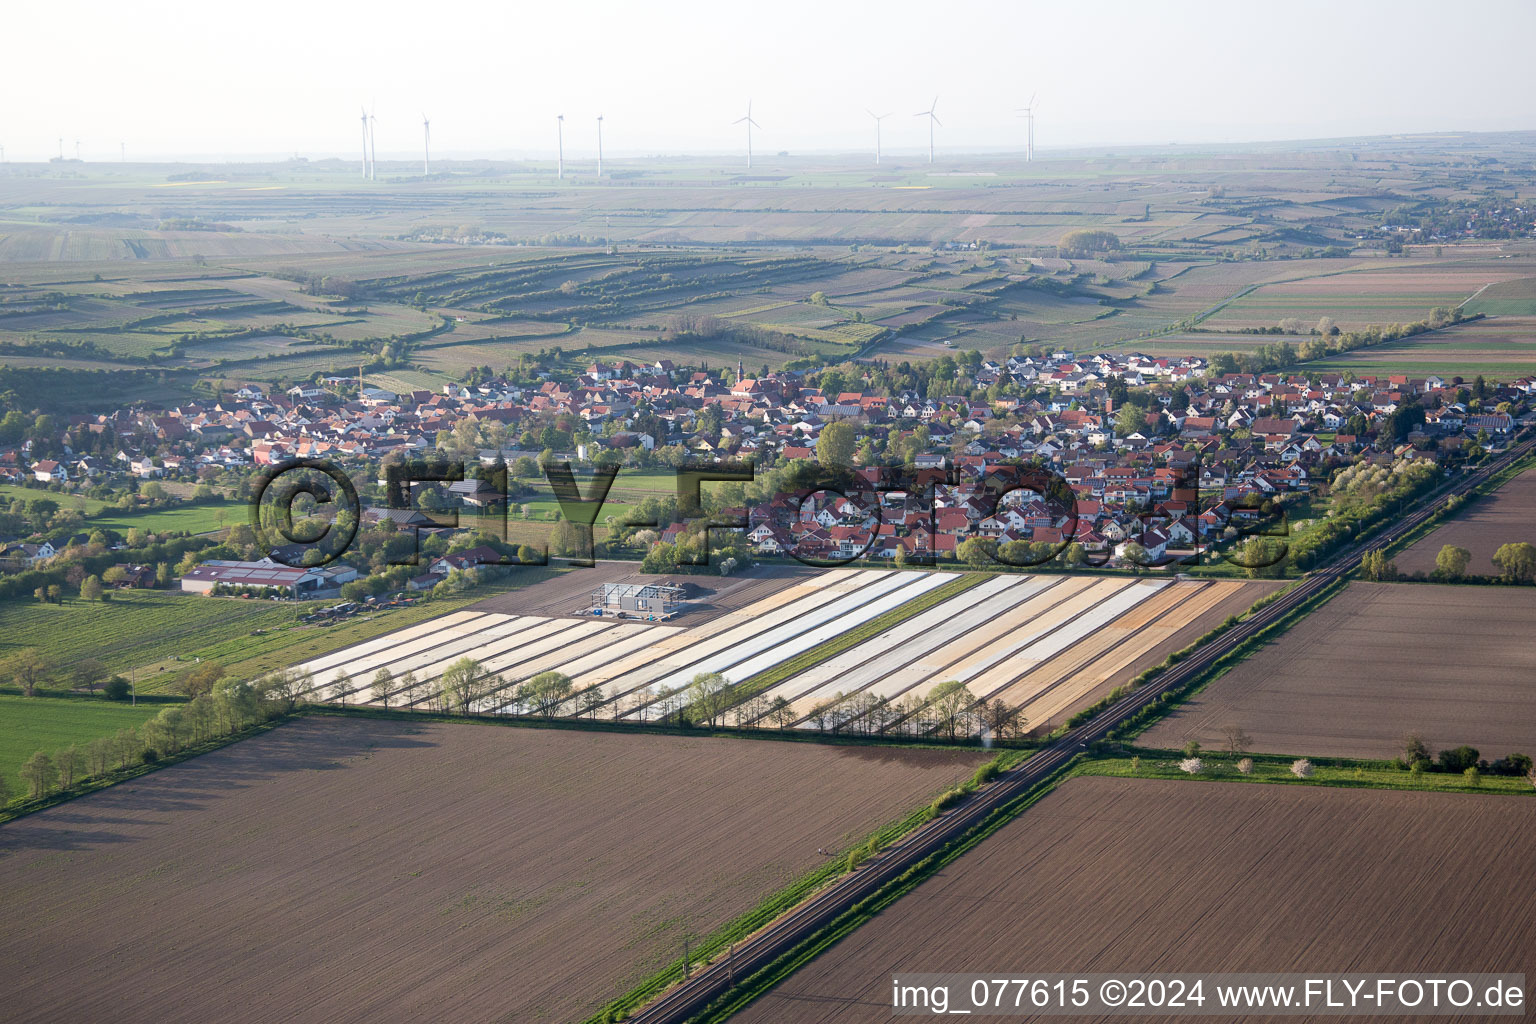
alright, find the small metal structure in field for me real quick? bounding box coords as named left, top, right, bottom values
left=591, top=581, right=686, bottom=618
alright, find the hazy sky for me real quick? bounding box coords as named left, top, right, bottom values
left=6, top=0, right=1535, bottom=162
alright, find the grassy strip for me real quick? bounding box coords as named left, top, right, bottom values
left=716, top=572, right=988, bottom=712
left=579, top=744, right=1030, bottom=1024
left=1077, top=753, right=1536, bottom=796
left=0, top=714, right=290, bottom=827
left=1051, top=579, right=1302, bottom=737
left=1109, top=576, right=1348, bottom=744
left=684, top=753, right=1083, bottom=1024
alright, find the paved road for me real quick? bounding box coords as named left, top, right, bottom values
left=626, top=434, right=1536, bottom=1024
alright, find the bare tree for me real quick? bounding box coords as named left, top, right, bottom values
left=580, top=686, right=605, bottom=718
left=629, top=684, right=656, bottom=723
left=398, top=670, right=422, bottom=707
left=809, top=695, right=841, bottom=732
left=1220, top=724, right=1252, bottom=757
left=982, top=698, right=1025, bottom=740
left=4, top=649, right=47, bottom=697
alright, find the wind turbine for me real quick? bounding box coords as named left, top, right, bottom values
left=596, top=114, right=604, bottom=178
left=367, top=104, right=379, bottom=181
left=74, top=139, right=81, bottom=161
left=422, top=113, right=430, bottom=175
left=1015, top=94, right=1039, bottom=161
left=556, top=114, right=568, bottom=179
left=866, top=109, right=891, bottom=165
left=733, top=100, right=761, bottom=168
left=915, top=96, right=941, bottom=164
left=359, top=107, right=371, bottom=180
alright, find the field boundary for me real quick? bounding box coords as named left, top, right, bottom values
left=0, top=713, right=291, bottom=827
left=1107, top=575, right=1348, bottom=744
left=578, top=744, right=1028, bottom=1024
left=1075, top=753, right=1536, bottom=796
left=309, top=702, right=1022, bottom=752
left=680, top=752, right=1083, bottom=1024
left=1046, top=577, right=1299, bottom=738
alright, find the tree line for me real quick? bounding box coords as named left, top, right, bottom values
left=5, top=676, right=290, bottom=808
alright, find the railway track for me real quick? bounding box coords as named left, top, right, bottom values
left=627, top=434, right=1535, bottom=1024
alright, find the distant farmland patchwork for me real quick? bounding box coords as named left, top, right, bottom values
left=1200, top=263, right=1522, bottom=331
left=729, top=776, right=1536, bottom=1024
left=292, top=568, right=1268, bottom=736
left=1139, top=582, right=1536, bottom=760
left=0, top=717, right=985, bottom=1024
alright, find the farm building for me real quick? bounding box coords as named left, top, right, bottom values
left=180, top=558, right=357, bottom=597
left=590, top=581, right=686, bottom=617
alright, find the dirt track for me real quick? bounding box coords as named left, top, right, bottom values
left=1397, top=466, right=1536, bottom=575
left=731, top=776, right=1536, bottom=1023
left=1139, top=582, right=1536, bottom=759
left=0, top=717, right=983, bottom=1024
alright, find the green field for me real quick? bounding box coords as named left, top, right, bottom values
left=91, top=500, right=242, bottom=535
left=0, top=483, right=240, bottom=536
left=1463, top=277, right=1536, bottom=317
left=0, top=694, right=162, bottom=800
left=1308, top=314, right=1536, bottom=377
left=0, top=590, right=296, bottom=680
left=0, top=483, right=111, bottom=514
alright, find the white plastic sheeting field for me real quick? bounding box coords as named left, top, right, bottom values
left=610, top=570, right=951, bottom=720
left=743, top=576, right=1254, bottom=734
left=289, top=567, right=1259, bottom=736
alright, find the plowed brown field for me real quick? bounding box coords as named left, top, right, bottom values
left=0, top=717, right=984, bottom=1024
left=1397, top=467, right=1536, bottom=575
left=731, top=776, right=1536, bottom=1024
left=1138, top=582, right=1536, bottom=760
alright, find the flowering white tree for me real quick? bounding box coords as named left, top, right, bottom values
left=1179, top=757, right=1203, bottom=775
left=1237, top=757, right=1254, bottom=776
left=1291, top=758, right=1314, bottom=779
